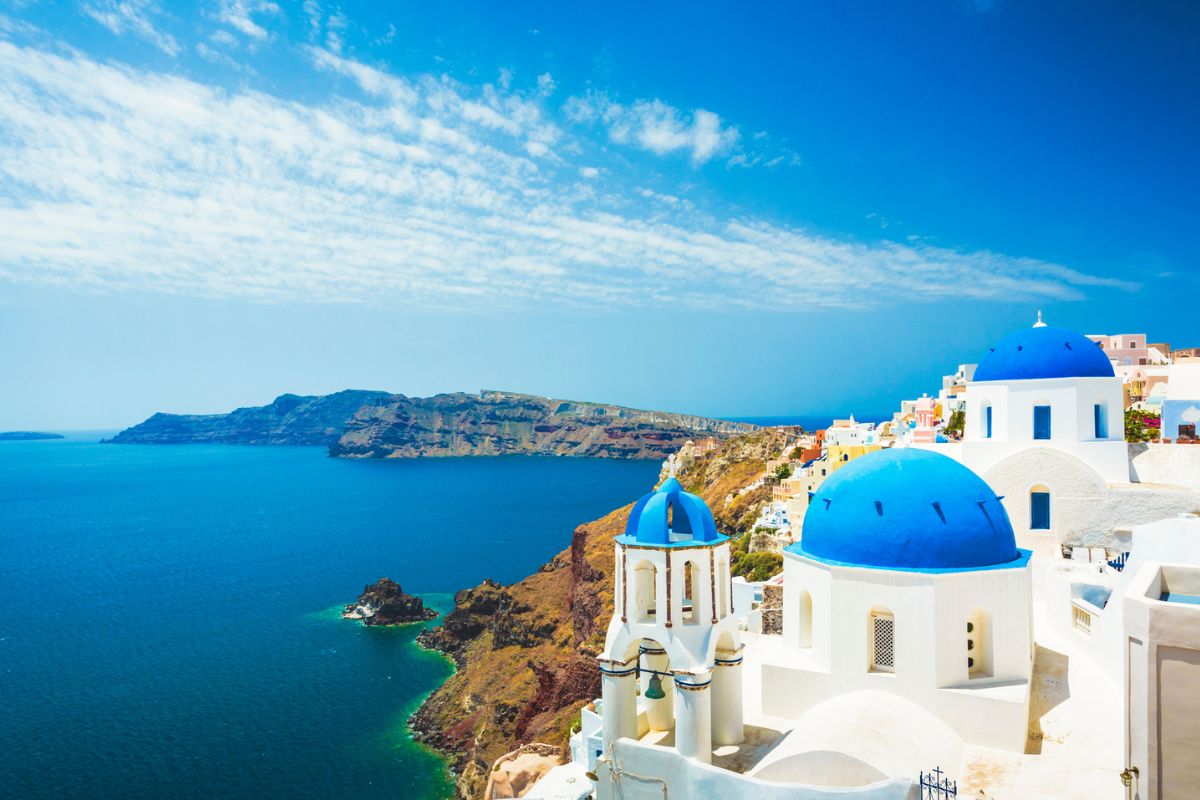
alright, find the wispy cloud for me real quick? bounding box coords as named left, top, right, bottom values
left=564, top=91, right=740, bottom=166
left=82, top=0, right=179, bottom=56
left=0, top=39, right=1130, bottom=313
left=216, top=0, right=279, bottom=40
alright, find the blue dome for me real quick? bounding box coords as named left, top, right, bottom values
left=974, top=325, right=1114, bottom=382
left=790, top=448, right=1021, bottom=571
left=620, top=477, right=721, bottom=546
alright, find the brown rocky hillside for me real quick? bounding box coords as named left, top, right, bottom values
left=410, top=428, right=791, bottom=798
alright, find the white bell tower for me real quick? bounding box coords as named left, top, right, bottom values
left=597, top=456, right=743, bottom=764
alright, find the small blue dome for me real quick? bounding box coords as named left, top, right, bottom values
left=974, top=325, right=1114, bottom=382
left=791, top=448, right=1021, bottom=571
left=621, top=477, right=721, bottom=546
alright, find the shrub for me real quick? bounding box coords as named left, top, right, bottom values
left=1125, top=409, right=1161, bottom=443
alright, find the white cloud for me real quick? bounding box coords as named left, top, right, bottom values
left=564, top=92, right=739, bottom=165
left=0, top=39, right=1131, bottom=314
left=537, top=72, right=555, bottom=96
left=217, top=0, right=279, bottom=40
left=83, top=0, right=179, bottom=56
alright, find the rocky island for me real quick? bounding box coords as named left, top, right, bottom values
left=343, top=578, right=438, bottom=626
left=108, top=389, right=755, bottom=459
left=104, top=390, right=391, bottom=446
left=0, top=431, right=64, bottom=441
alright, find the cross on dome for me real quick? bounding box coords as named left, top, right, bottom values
left=1033, top=309, right=1046, bottom=328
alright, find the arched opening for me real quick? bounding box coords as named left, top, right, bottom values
left=967, top=607, right=993, bottom=679
left=983, top=403, right=993, bottom=439
left=636, top=638, right=674, bottom=733
left=717, top=554, right=729, bottom=618
left=868, top=607, right=895, bottom=673
left=797, top=590, right=813, bottom=649
left=682, top=560, right=701, bottom=625
left=633, top=561, right=658, bottom=623
left=1030, top=485, right=1051, bottom=531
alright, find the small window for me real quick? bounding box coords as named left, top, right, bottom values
left=870, top=611, right=895, bottom=673
left=1031, top=491, right=1051, bottom=530
left=984, top=405, right=993, bottom=439
left=1033, top=405, right=1052, bottom=440
left=1093, top=403, right=1107, bottom=439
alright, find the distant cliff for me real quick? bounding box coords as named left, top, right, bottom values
left=105, top=390, right=392, bottom=446
left=331, top=391, right=755, bottom=459
left=0, top=432, right=64, bottom=441
left=409, top=428, right=788, bottom=799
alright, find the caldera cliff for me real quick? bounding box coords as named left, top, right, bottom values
left=108, top=388, right=756, bottom=459
left=331, top=391, right=756, bottom=459
left=409, top=428, right=788, bottom=799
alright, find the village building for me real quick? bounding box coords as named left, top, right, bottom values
left=532, top=317, right=1200, bottom=800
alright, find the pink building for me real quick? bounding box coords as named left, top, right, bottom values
left=912, top=394, right=937, bottom=444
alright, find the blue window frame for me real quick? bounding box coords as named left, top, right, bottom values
left=985, top=405, right=993, bottom=439
left=1094, top=403, right=1107, bottom=439
left=1031, top=492, right=1051, bottom=530
left=1033, top=405, right=1052, bottom=440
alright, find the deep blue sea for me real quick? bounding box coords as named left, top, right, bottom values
left=0, top=435, right=659, bottom=799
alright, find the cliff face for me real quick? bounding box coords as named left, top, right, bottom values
left=105, top=390, right=392, bottom=446
left=410, top=429, right=788, bottom=799
left=107, top=389, right=754, bottom=458
left=330, top=391, right=756, bottom=459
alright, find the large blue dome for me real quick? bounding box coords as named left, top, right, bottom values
left=619, top=477, right=722, bottom=547
left=790, top=448, right=1022, bottom=571
left=973, top=325, right=1115, bottom=382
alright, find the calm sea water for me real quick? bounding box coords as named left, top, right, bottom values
left=0, top=435, right=659, bottom=799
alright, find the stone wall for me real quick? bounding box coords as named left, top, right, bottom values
left=761, top=582, right=784, bottom=636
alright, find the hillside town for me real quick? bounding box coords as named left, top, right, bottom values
left=514, top=315, right=1200, bottom=800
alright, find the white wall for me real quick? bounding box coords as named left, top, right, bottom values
left=1129, top=443, right=1200, bottom=492
left=962, top=376, right=1128, bottom=483
left=1122, top=560, right=1200, bottom=800
left=594, top=739, right=917, bottom=800
left=769, top=553, right=1032, bottom=751
left=1045, top=515, right=1200, bottom=687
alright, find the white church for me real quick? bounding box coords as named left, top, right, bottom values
left=523, top=318, right=1200, bottom=800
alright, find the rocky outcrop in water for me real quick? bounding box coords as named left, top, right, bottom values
left=343, top=578, right=437, bottom=626
left=105, top=390, right=391, bottom=446
left=409, top=429, right=790, bottom=799
left=0, top=431, right=64, bottom=441
left=331, top=390, right=755, bottom=459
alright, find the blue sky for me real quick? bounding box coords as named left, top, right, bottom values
left=1, top=1, right=1197, bottom=429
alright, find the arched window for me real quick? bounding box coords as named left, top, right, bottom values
left=983, top=404, right=993, bottom=439
left=682, top=560, right=701, bottom=625
left=797, top=590, right=813, bottom=649
left=869, top=608, right=895, bottom=673
left=717, top=555, right=729, bottom=618
left=1030, top=485, right=1051, bottom=531
left=633, top=561, right=658, bottom=623
left=967, top=608, right=992, bottom=678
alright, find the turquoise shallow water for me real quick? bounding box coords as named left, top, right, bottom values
left=0, top=435, right=658, bottom=799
